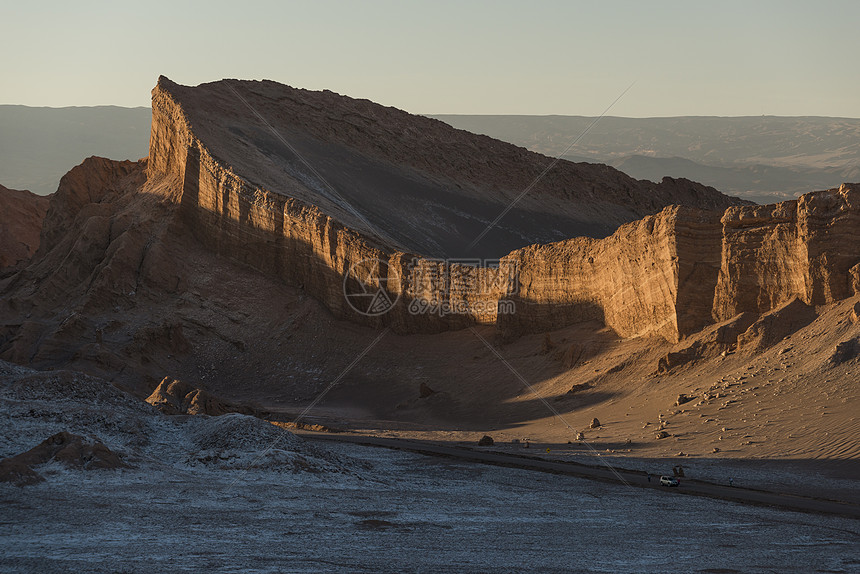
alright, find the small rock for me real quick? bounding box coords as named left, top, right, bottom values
left=477, top=435, right=494, bottom=446
left=418, top=382, right=437, bottom=398
left=655, top=431, right=670, bottom=439
left=590, top=417, right=601, bottom=429
left=676, top=393, right=694, bottom=406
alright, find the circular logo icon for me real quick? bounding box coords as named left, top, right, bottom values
left=343, top=258, right=400, bottom=316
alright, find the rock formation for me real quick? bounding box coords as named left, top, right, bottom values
left=0, top=431, right=127, bottom=486
left=146, top=376, right=255, bottom=416
left=714, top=187, right=860, bottom=320
left=0, top=184, right=49, bottom=269
left=1, top=75, right=858, bottom=395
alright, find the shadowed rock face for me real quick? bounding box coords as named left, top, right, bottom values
left=150, top=76, right=745, bottom=260
left=0, top=184, right=49, bottom=269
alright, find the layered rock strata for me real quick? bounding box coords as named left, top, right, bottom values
left=145, top=78, right=860, bottom=342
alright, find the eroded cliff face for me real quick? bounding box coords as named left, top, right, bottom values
left=148, top=77, right=512, bottom=333
left=713, top=184, right=860, bottom=321
left=144, top=77, right=860, bottom=343
left=498, top=207, right=723, bottom=342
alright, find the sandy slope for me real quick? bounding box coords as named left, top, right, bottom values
left=249, top=295, right=859, bottom=465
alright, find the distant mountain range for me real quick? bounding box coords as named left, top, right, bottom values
left=0, top=105, right=151, bottom=195
left=2, top=104, right=858, bottom=203
left=431, top=115, right=860, bottom=203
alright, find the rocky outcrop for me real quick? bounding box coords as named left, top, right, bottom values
left=830, top=337, right=860, bottom=365
left=498, top=206, right=723, bottom=341
left=145, top=77, right=860, bottom=342
left=143, top=76, right=750, bottom=339
left=656, top=312, right=756, bottom=373
left=0, top=184, right=49, bottom=269
left=714, top=185, right=860, bottom=320
left=4, top=76, right=859, bottom=369
left=149, top=77, right=746, bottom=258
left=38, top=157, right=142, bottom=255
left=0, top=431, right=127, bottom=486
left=146, top=377, right=255, bottom=416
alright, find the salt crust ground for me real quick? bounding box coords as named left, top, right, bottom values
left=1, top=363, right=858, bottom=573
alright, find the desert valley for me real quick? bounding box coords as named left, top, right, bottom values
left=0, top=72, right=858, bottom=571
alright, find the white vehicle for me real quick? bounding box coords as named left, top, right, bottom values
left=660, top=475, right=680, bottom=487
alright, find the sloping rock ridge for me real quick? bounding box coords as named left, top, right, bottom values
left=143, top=76, right=757, bottom=339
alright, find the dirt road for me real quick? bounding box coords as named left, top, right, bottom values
left=304, top=433, right=860, bottom=519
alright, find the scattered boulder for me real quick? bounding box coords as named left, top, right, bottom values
left=589, top=417, right=601, bottom=429
left=655, top=431, right=669, bottom=439
left=477, top=435, right=494, bottom=446
left=0, top=431, right=127, bottom=486
left=418, top=382, right=437, bottom=398
left=676, top=394, right=694, bottom=406
left=576, top=432, right=585, bottom=441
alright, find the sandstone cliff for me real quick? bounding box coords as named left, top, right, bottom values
left=149, top=76, right=745, bottom=260
left=142, top=76, right=755, bottom=338
left=3, top=77, right=859, bottom=382
left=141, top=77, right=860, bottom=342
left=0, top=185, right=49, bottom=269
left=714, top=184, right=860, bottom=320
left=498, top=206, right=724, bottom=341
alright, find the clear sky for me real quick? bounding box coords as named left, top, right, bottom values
left=2, top=0, right=858, bottom=117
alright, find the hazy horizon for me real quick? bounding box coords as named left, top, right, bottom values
left=2, top=1, right=858, bottom=118
left=3, top=103, right=859, bottom=121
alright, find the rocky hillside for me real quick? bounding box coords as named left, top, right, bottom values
left=0, top=185, right=49, bottom=270
left=0, top=76, right=858, bottom=397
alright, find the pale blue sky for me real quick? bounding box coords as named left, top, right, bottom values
left=2, top=0, right=858, bottom=117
